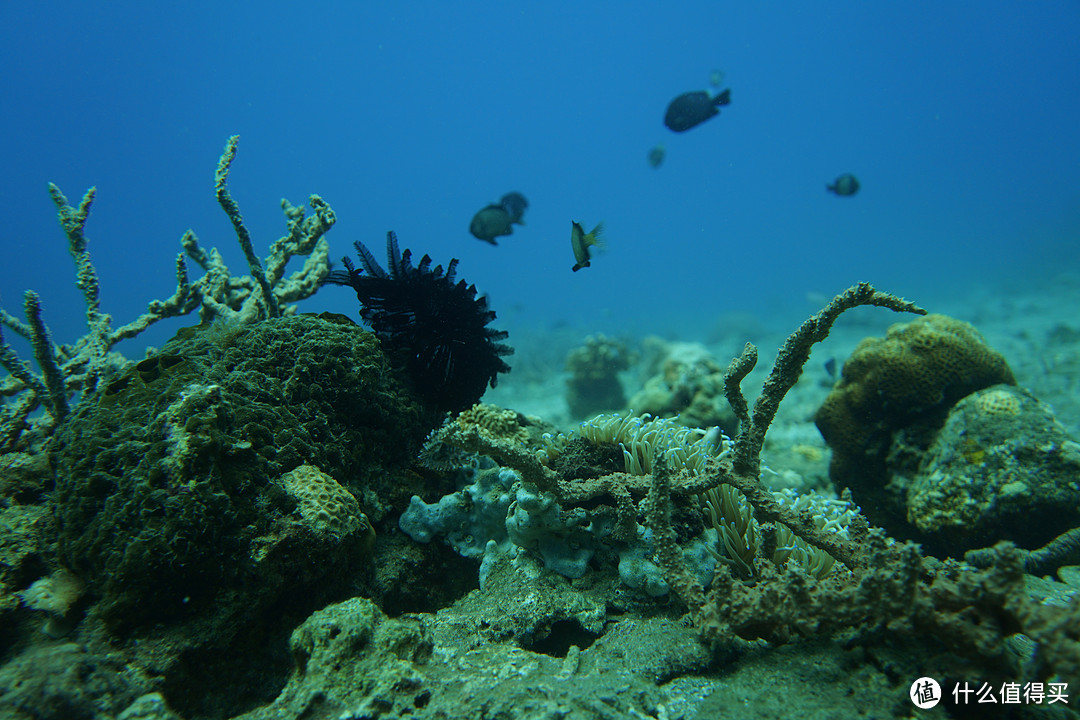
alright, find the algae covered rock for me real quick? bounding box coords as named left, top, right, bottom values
left=905, top=385, right=1080, bottom=554
left=50, top=314, right=427, bottom=629
left=814, top=314, right=1015, bottom=539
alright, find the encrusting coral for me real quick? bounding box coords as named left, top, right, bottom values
left=0, top=136, right=336, bottom=453
left=904, top=383, right=1080, bottom=555
left=50, top=314, right=425, bottom=631
left=814, top=313, right=1015, bottom=532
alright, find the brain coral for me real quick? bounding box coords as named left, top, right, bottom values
left=814, top=314, right=1015, bottom=539
left=50, top=314, right=428, bottom=630
left=277, top=464, right=374, bottom=544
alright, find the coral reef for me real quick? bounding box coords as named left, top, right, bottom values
left=240, top=559, right=706, bottom=720
left=0, top=136, right=335, bottom=453
left=631, top=286, right=1080, bottom=694
left=563, top=333, right=634, bottom=418
left=814, top=314, right=1015, bottom=534
left=904, top=384, right=1080, bottom=555
left=6, top=153, right=1080, bottom=720
left=323, top=232, right=513, bottom=414
left=628, top=338, right=738, bottom=431
left=410, top=286, right=912, bottom=610
left=810, top=314, right=1080, bottom=556
left=49, top=314, right=426, bottom=632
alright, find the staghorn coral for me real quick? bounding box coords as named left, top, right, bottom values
left=967, top=527, right=1080, bottom=578
left=0, top=136, right=336, bottom=453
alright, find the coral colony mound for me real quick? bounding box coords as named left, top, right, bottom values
left=1, top=138, right=1078, bottom=720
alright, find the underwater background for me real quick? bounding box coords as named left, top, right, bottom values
left=2, top=1, right=1078, bottom=356
left=3, top=3, right=1080, bottom=720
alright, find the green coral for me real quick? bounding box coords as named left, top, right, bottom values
left=277, top=464, right=374, bottom=544
left=50, top=314, right=429, bottom=629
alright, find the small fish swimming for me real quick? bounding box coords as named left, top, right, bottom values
left=499, top=192, right=528, bottom=224
left=647, top=144, right=665, bottom=168
left=664, top=87, right=731, bottom=133
left=469, top=191, right=529, bottom=245
left=470, top=205, right=513, bottom=245
left=570, top=221, right=604, bottom=272
left=827, top=173, right=860, bottom=197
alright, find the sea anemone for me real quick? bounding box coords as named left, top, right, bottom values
left=323, top=232, right=512, bottom=414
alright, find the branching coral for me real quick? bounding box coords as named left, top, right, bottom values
left=0, top=136, right=335, bottom=452
left=638, top=283, right=1080, bottom=685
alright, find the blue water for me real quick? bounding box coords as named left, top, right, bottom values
left=2, top=1, right=1078, bottom=364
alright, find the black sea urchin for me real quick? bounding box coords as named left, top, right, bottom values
left=323, top=231, right=512, bottom=414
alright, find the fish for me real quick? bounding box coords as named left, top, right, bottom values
left=470, top=192, right=529, bottom=245
left=647, top=144, right=665, bottom=168
left=663, top=87, right=731, bottom=133
left=824, top=357, right=837, bottom=381
left=570, top=221, right=604, bottom=272
left=469, top=205, right=514, bottom=245
left=827, top=173, right=860, bottom=197
left=499, top=192, right=528, bottom=224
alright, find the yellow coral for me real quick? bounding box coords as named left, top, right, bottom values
left=815, top=313, right=1015, bottom=487
left=277, top=465, right=372, bottom=542
left=456, top=403, right=530, bottom=445
left=972, top=387, right=1022, bottom=416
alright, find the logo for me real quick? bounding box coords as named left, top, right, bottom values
left=911, top=677, right=942, bottom=709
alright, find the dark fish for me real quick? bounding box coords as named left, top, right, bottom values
left=827, top=173, right=860, bottom=197
left=499, top=192, right=529, bottom=224
left=647, top=144, right=665, bottom=168
left=469, top=205, right=514, bottom=245
left=470, top=191, right=529, bottom=245
left=824, top=357, right=837, bottom=381
left=664, top=87, right=731, bottom=132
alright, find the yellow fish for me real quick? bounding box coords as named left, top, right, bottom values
left=570, top=221, right=604, bottom=272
